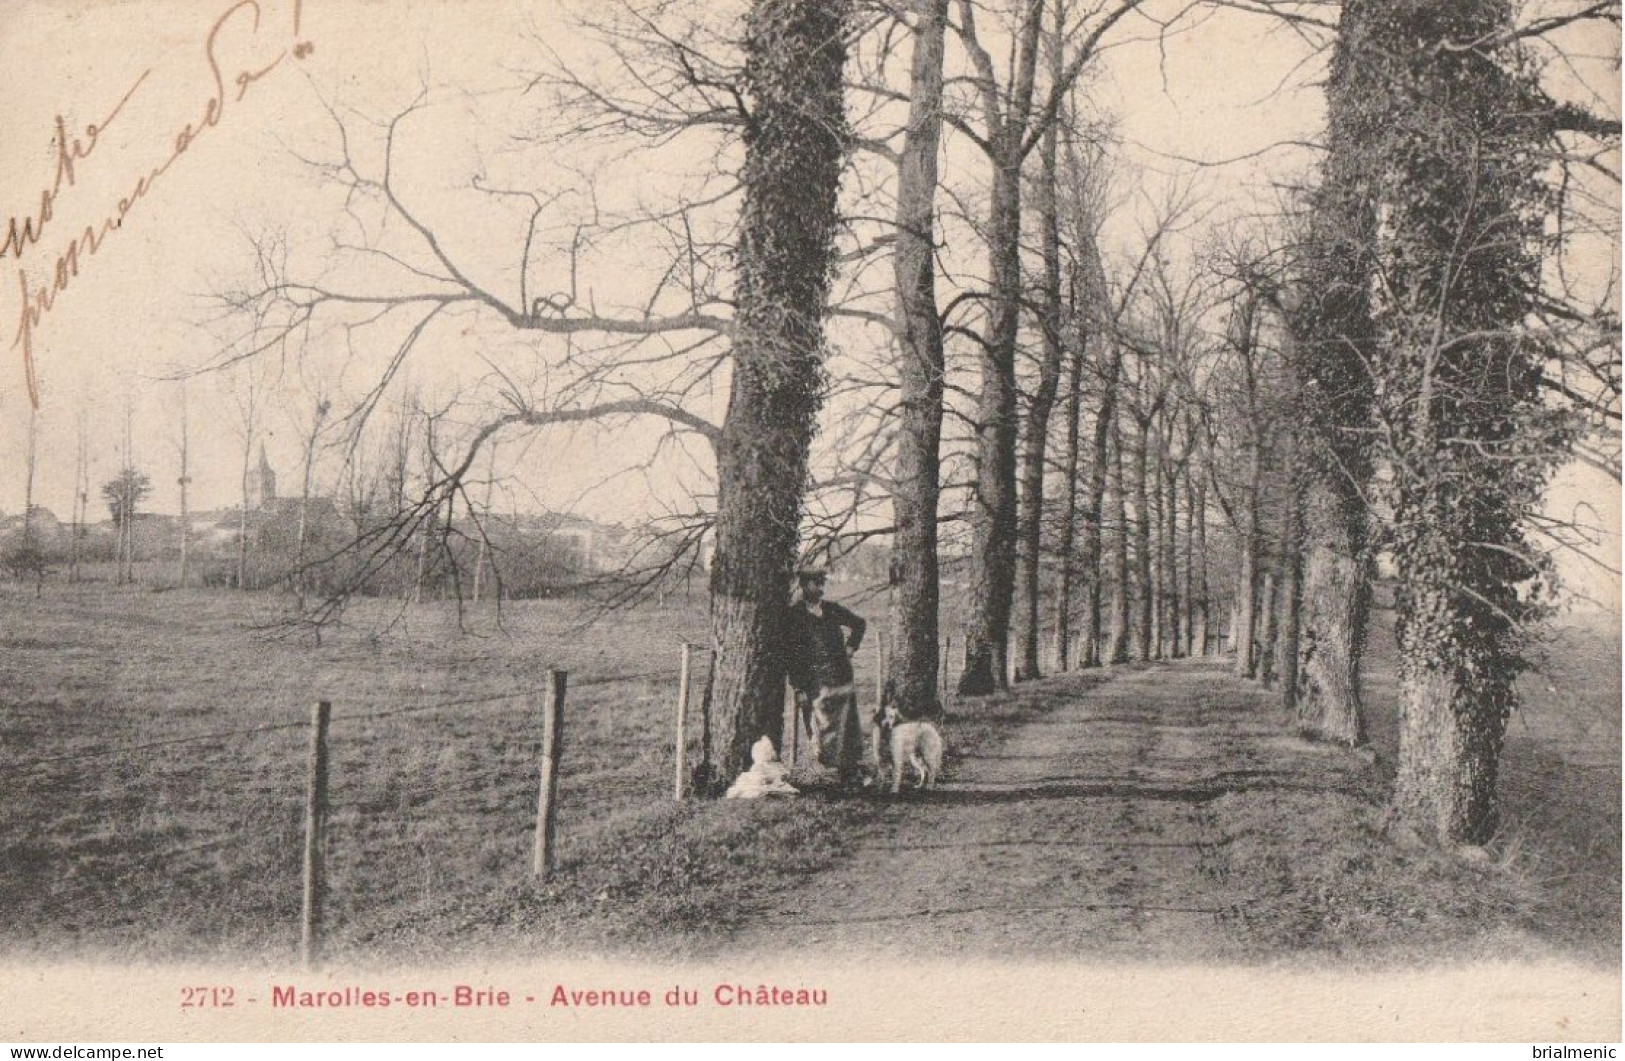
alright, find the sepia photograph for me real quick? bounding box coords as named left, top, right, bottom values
left=1, top=0, right=1619, bottom=1043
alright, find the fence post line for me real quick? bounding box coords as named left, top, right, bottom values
left=534, top=670, right=567, bottom=880
left=300, top=700, right=331, bottom=970
left=674, top=643, right=692, bottom=800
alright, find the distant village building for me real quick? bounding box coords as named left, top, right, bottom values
left=516, top=512, right=631, bottom=572
left=204, top=447, right=347, bottom=560
left=246, top=444, right=277, bottom=510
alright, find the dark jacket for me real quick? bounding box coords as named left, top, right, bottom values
left=784, top=599, right=867, bottom=695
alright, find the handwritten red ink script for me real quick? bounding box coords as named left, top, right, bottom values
left=6, top=0, right=314, bottom=408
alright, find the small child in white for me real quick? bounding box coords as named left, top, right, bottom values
left=724, top=737, right=800, bottom=799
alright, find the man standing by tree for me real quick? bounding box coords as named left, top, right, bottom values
left=785, top=568, right=868, bottom=790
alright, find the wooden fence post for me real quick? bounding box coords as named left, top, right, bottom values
left=674, top=643, right=692, bottom=800
left=300, top=700, right=331, bottom=969
left=534, top=670, right=566, bottom=880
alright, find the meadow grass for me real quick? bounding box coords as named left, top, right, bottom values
left=1, top=581, right=871, bottom=962
left=3, top=580, right=1616, bottom=964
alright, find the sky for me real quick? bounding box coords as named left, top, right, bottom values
left=0, top=0, right=1618, bottom=607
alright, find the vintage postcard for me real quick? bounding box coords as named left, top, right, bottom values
left=1, top=0, right=1619, bottom=1043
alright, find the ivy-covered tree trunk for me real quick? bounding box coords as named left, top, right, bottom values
left=709, top=0, right=851, bottom=781
left=886, top=0, right=949, bottom=721
left=1370, top=0, right=1558, bottom=845
left=1288, top=0, right=1379, bottom=746
left=1294, top=474, right=1368, bottom=743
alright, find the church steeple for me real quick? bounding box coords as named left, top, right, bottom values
left=247, top=443, right=277, bottom=509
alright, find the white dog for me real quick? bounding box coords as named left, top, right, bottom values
left=876, top=703, right=945, bottom=794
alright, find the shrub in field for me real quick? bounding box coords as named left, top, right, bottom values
left=2, top=541, right=50, bottom=585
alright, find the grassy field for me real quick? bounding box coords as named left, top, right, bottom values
left=2, top=580, right=1618, bottom=965
left=1362, top=605, right=1622, bottom=958
left=1, top=581, right=877, bottom=963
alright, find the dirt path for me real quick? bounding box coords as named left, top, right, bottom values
left=708, top=658, right=1499, bottom=963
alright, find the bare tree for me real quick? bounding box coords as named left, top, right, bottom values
left=70, top=409, right=87, bottom=584
left=1050, top=286, right=1087, bottom=671
left=224, top=365, right=262, bottom=591
left=22, top=403, right=38, bottom=553
left=953, top=0, right=1151, bottom=695
left=176, top=386, right=191, bottom=589
left=119, top=396, right=136, bottom=585
left=1013, top=0, right=1070, bottom=681
left=884, top=0, right=952, bottom=721
left=1105, top=406, right=1131, bottom=662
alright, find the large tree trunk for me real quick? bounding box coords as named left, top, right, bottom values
left=1192, top=474, right=1210, bottom=656
left=1258, top=569, right=1278, bottom=686
left=1181, top=463, right=1195, bottom=655
left=1105, top=412, right=1131, bottom=663
left=1379, top=0, right=1548, bottom=846
left=1162, top=453, right=1181, bottom=658
left=960, top=159, right=1023, bottom=696
left=1132, top=418, right=1153, bottom=662
left=709, top=0, right=851, bottom=781
left=1233, top=447, right=1261, bottom=678
left=1080, top=346, right=1122, bottom=667
left=1287, top=0, right=1379, bottom=747
left=1148, top=440, right=1164, bottom=659
left=886, top=0, right=948, bottom=721
left=1052, top=318, right=1086, bottom=673
left=959, top=0, right=1042, bottom=698
left=1295, top=474, right=1368, bottom=743
left=1015, top=101, right=1066, bottom=683
left=1390, top=489, right=1524, bottom=843
left=1277, top=471, right=1304, bottom=717
left=1233, top=533, right=1258, bottom=678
